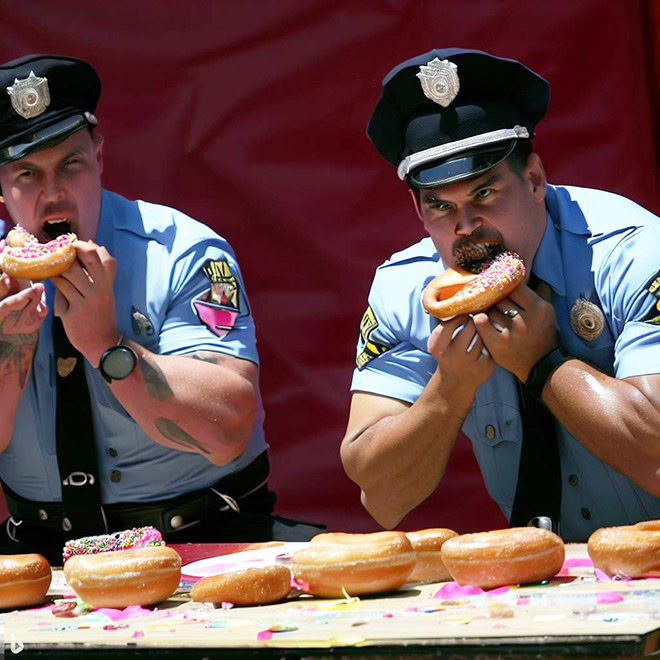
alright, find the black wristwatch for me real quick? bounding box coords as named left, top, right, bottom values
left=524, top=347, right=571, bottom=400
left=98, top=342, right=138, bottom=383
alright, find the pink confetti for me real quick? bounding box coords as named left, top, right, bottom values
left=433, top=582, right=484, bottom=598
left=383, top=613, right=394, bottom=618
left=291, top=575, right=309, bottom=591
left=221, top=602, right=234, bottom=610
left=557, top=558, right=594, bottom=575
left=96, top=605, right=154, bottom=621
left=131, top=630, right=144, bottom=638
left=596, top=592, right=624, bottom=604
left=257, top=630, right=273, bottom=641
left=486, top=586, right=510, bottom=597
left=594, top=569, right=613, bottom=582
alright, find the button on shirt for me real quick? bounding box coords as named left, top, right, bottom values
left=351, top=184, right=660, bottom=541
left=2, top=190, right=267, bottom=504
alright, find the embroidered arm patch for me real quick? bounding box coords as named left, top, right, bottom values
left=356, top=306, right=393, bottom=370
left=643, top=270, right=660, bottom=325
left=192, top=258, right=242, bottom=339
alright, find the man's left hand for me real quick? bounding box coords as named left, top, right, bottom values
left=472, top=283, right=558, bottom=382
left=52, top=240, right=120, bottom=366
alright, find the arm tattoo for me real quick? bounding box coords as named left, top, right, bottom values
left=139, top=357, right=174, bottom=401
left=0, top=313, right=38, bottom=388
left=155, top=417, right=211, bottom=455
left=189, top=351, right=228, bottom=365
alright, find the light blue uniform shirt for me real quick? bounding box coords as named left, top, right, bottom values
left=2, top=190, right=267, bottom=503
left=351, top=184, right=660, bottom=541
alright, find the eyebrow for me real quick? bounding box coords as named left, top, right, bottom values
left=422, top=173, right=501, bottom=203
left=7, top=146, right=86, bottom=171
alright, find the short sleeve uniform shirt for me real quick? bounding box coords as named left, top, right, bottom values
left=2, top=190, right=267, bottom=503
left=351, top=184, right=660, bottom=541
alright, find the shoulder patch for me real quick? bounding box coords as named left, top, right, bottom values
left=643, top=270, right=660, bottom=325
left=192, top=258, right=242, bottom=339
left=356, top=306, right=393, bottom=370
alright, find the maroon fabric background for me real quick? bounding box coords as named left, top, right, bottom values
left=0, top=1, right=658, bottom=534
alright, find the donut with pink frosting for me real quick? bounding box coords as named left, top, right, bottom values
left=63, top=526, right=164, bottom=562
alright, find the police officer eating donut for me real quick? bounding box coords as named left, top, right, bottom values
left=340, top=49, right=660, bottom=542
left=0, top=55, right=322, bottom=564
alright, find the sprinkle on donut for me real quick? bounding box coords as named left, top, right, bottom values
left=423, top=251, right=525, bottom=320
left=63, top=526, right=164, bottom=562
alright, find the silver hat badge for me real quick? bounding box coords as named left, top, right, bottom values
left=417, top=58, right=460, bottom=107
left=7, top=71, right=51, bottom=119
left=570, top=298, right=605, bottom=341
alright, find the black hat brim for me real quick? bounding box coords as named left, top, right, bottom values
left=0, top=113, right=91, bottom=165
left=408, top=140, right=516, bottom=188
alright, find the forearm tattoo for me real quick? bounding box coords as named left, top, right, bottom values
left=139, top=357, right=174, bottom=401
left=0, top=313, right=38, bottom=388
left=155, top=417, right=211, bottom=455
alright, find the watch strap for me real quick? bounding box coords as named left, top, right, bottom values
left=524, top=347, right=570, bottom=400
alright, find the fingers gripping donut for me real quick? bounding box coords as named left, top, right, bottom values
left=0, top=225, right=77, bottom=281
left=422, top=251, right=525, bottom=321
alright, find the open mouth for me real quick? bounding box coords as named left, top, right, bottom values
left=43, top=219, right=72, bottom=239
left=454, top=242, right=503, bottom=274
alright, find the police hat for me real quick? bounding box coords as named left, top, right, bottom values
left=367, top=48, right=549, bottom=188
left=0, top=55, right=101, bottom=166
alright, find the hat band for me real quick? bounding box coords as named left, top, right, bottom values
left=397, top=125, right=530, bottom=180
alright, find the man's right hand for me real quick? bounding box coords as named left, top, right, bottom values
left=427, top=314, right=497, bottom=393
left=0, top=273, right=47, bottom=336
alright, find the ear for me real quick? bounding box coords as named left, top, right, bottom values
left=525, top=152, right=546, bottom=203
left=408, top=188, right=423, bottom=220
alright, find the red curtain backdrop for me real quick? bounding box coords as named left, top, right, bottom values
left=0, top=1, right=657, bottom=533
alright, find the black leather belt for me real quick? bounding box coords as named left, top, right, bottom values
left=3, top=452, right=270, bottom=537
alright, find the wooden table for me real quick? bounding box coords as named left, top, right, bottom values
left=3, top=542, right=659, bottom=659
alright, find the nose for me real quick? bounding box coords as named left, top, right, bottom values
left=41, top=173, right=63, bottom=202
left=454, top=205, right=483, bottom=236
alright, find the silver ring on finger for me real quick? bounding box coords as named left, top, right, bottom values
left=503, top=309, right=519, bottom=319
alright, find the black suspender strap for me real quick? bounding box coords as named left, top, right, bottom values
left=509, top=380, right=562, bottom=534
left=53, top=315, right=107, bottom=536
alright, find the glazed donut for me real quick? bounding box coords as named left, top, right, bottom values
left=405, top=528, right=458, bottom=583
left=0, top=554, right=52, bottom=609
left=422, top=251, right=525, bottom=320
left=587, top=523, right=660, bottom=578
left=63, top=526, right=164, bottom=561
left=633, top=519, right=660, bottom=531
left=291, top=531, right=415, bottom=598
left=0, top=225, right=77, bottom=281
left=191, top=564, right=292, bottom=606
left=440, top=527, right=565, bottom=589
left=63, top=546, right=181, bottom=608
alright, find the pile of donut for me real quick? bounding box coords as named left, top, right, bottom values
left=4, top=521, right=658, bottom=611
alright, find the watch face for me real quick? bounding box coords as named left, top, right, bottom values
left=102, top=346, right=137, bottom=380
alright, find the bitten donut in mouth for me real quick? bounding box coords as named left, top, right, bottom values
left=0, top=224, right=77, bottom=281
left=422, top=243, right=525, bottom=321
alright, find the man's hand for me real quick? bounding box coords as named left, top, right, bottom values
left=0, top=273, right=47, bottom=387
left=428, top=314, right=497, bottom=391
left=0, top=273, right=47, bottom=336
left=52, top=241, right=119, bottom=365
left=473, top=284, right=558, bottom=382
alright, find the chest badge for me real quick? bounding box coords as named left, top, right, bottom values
left=569, top=298, right=605, bottom=341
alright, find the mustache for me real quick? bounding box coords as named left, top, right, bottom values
left=40, top=203, right=76, bottom=220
